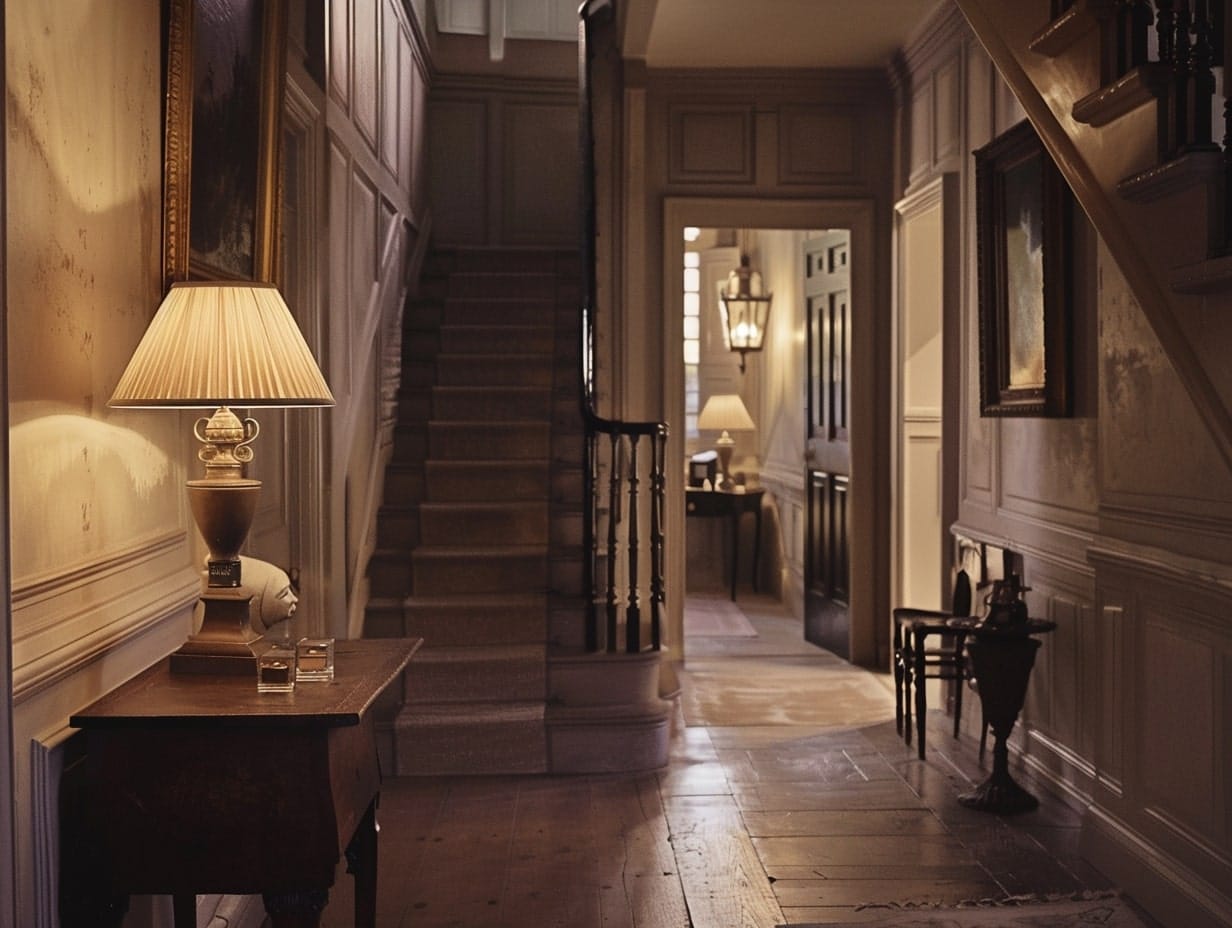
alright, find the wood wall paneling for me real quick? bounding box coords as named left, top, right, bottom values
left=329, top=0, right=351, bottom=111
left=380, top=0, right=400, bottom=174
left=328, top=138, right=355, bottom=400
left=503, top=102, right=578, bottom=243
left=429, top=100, right=489, bottom=244
left=1098, top=601, right=1126, bottom=790
left=353, top=0, right=379, bottom=148
left=908, top=82, right=932, bottom=186
left=777, top=107, right=859, bottom=186
left=932, top=56, right=961, bottom=165
left=351, top=169, right=380, bottom=314
left=669, top=105, right=755, bottom=184
left=398, top=25, right=415, bottom=190
left=410, top=52, right=429, bottom=219
left=1140, top=613, right=1217, bottom=843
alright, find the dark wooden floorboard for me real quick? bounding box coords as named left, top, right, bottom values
left=313, top=594, right=1147, bottom=928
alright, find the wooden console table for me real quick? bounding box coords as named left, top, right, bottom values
left=65, top=637, right=421, bottom=928
left=686, top=487, right=765, bottom=601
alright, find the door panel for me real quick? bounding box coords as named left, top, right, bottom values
left=804, top=231, right=852, bottom=657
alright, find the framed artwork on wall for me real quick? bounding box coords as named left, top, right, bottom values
left=974, top=119, right=1073, bottom=417
left=163, top=0, right=287, bottom=285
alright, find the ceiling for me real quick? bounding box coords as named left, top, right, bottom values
left=621, top=0, right=948, bottom=69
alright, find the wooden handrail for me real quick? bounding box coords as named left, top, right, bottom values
left=578, top=0, right=667, bottom=653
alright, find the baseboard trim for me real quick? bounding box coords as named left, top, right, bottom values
left=1081, top=804, right=1232, bottom=928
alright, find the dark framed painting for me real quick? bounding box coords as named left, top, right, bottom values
left=975, top=119, right=1073, bottom=417
left=163, top=0, right=287, bottom=285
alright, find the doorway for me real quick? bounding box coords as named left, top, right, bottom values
left=663, top=198, right=887, bottom=670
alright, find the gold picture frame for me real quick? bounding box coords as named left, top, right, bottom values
left=163, top=0, right=287, bottom=285
left=975, top=120, right=1073, bottom=417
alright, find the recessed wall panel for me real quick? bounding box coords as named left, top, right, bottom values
left=504, top=102, right=578, bottom=244
left=669, top=106, right=754, bottom=183
left=779, top=107, right=859, bottom=185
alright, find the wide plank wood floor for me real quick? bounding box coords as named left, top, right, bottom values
left=319, top=593, right=1143, bottom=927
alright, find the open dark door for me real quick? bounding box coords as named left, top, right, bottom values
left=804, top=231, right=852, bottom=658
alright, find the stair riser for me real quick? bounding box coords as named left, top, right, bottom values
left=435, top=356, right=553, bottom=387
left=391, top=428, right=428, bottom=463
left=363, top=599, right=405, bottom=639
left=425, top=464, right=549, bottom=501
left=432, top=389, right=552, bottom=421
left=428, top=424, right=550, bottom=460
left=369, top=555, right=412, bottom=598
left=394, top=715, right=546, bottom=775
left=403, top=331, right=439, bottom=360
left=425, top=248, right=578, bottom=276
left=412, top=554, right=548, bottom=595
left=419, top=506, right=549, bottom=546
left=383, top=467, right=425, bottom=502
left=403, top=601, right=546, bottom=647
left=406, top=655, right=546, bottom=705
left=377, top=508, right=420, bottom=547
left=397, top=393, right=433, bottom=421
left=447, top=274, right=557, bottom=301
left=439, top=327, right=553, bottom=355
left=442, top=299, right=555, bottom=326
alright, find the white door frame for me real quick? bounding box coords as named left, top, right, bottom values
left=662, top=197, right=884, bottom=669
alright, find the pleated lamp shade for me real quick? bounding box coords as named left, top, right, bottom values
left=110, top=281, right=334, bottom=408
left=697, top=394, right=755, bottom=433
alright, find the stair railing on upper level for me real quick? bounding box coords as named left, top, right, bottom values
left=577, top=0, right=667, bottom=655
left=1070, top=2, right=1230, bottom=246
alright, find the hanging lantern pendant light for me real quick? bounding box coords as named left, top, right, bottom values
left=719, top=253, right=772, bottom=372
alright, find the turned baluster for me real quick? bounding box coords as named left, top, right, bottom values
left=625, top=436, right=642, bottom=652
left=649, top=427, right=667, bottom=651
left=1157, top=0, right=1178, bottom=64
left=585, top=431, right=598, bottom=651
left=605, top=432, right=620, bottom=651
left=1168, top=0, right=1194, bottom=157
left=1184, top=0, right=1218, bottom=150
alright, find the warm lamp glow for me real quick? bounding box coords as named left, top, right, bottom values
left=110, top=281, right=335, bottom=408
left=718, top=254, right=772, bottom=372
left=110, top=281, right=333, bottom=674
left=697, top=394, right=755, bottom=490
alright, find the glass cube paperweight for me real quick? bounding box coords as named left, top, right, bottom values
left=257, top=642, right=296, bottom=693
left=296, top=637, right=335, bottom=682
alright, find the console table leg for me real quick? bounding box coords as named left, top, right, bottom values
left=173, top=892, right=196, bottom=928
left=347, top=799, right=379, bottom=927
left=262, top=889, right=329, bottom=927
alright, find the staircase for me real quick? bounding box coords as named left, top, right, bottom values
left=957, top=0, right=1232, bottom=468
left=365, top=246, right=670, bottom=775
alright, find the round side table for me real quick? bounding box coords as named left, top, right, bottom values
left=948, top=616, right=1057, bottom=813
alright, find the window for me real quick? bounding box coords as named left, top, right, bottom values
left=683, top=248, right=701, bottom=437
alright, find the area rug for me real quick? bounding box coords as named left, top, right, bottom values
left=684, top=594, right=758, bottom=637
left=782, top=893, right=1153, bottom=927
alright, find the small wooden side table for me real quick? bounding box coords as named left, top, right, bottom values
left=948, top=617, right=1055, bottom=813
left=65, top=637, right=421, bottom=928
left=685, top=487, right=765, bottom=601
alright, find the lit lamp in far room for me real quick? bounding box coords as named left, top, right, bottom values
left=109, top=281, right=334, bottom=674
left=718, top=253, right=772, bottom=372
left=697, top=393, right=755, bottom=490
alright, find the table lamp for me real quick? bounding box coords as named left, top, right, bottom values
left=110, top=281, right=334, bottom=673
left=697, top=393, right=755, bottom=490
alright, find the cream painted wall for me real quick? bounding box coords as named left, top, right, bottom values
left=6, top=2, right=197, bottom=920
left=755, top=228, right=810, bottom=605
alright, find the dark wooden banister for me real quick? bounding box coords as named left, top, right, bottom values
left=578, top=0, right=667, bottom=654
